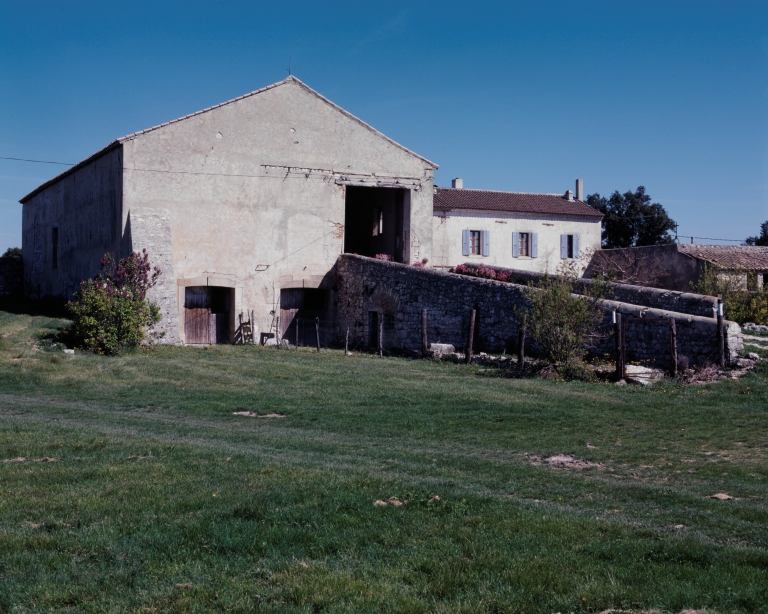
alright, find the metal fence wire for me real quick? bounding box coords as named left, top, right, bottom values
left=233, top=315, right=336, bottom=349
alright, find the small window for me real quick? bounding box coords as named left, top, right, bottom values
left=372, top=209, right=383, bottom=237
left=560, top=234, right=580, bottom=259
left=519, top=232, right=530, bottom=257
left=470, top=230, right=482, bottom=255
left=51, top=226, right=59, bottom=270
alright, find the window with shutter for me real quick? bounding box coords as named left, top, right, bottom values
left=572, top=234, right=580, bottom=259
left=462, top=229, right=470, bottom=256
left=531, top=233, right=538, bottom=258
left=512, top=232, right=520, bottom=258
left=560, top=234, right=568, bottom=259
left=481, top=230, right=490, bottom=256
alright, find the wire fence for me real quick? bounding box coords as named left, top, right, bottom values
left=233, top=314, right=337, bottom=349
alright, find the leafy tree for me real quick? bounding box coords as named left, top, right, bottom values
left=692, top=265, right=768, bottom=325
left=744, top=221, right=768, bottom=246
left=586, top=186, right=676, bottom=248
left=67, top=250, right=162, bottom=354
left=1, top=247, right=21, bottom=259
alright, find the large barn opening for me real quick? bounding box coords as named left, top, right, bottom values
left=184, top=286, right=232, bottom=344
left=279, top=288, right=330, bottom=345
left=344, top=186, right=408, bottom=263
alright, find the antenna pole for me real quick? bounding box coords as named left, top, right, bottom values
left=288, top=57, right=291, bottom=76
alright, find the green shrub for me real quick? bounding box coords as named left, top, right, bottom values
left=518, top=267, right=608, bottom=366
left=67, top=251, right=161, bottom=354
left=692, top=266, right=768, bottom=325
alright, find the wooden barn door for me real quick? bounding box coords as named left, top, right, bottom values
left=280, top=289, right=303, bottom=342
left=185, top=287, right=211, bottom=344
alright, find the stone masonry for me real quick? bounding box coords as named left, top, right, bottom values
left=335, top=255, right=742, bottom=365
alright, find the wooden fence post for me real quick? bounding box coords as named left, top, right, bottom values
left=421, top=309, right=428, bottom=357
left=614, top=312, right=623, bottom=380
left=296, top=318, right=299, bottom=348
left=315, top=317, right=321, bottom=353
left=251, top=311, right=255, bottom=344
left=717, top=298, right=725, bottom=368
left=378, top=316, right=384, bottom=358
left=669, top=318, right=678, bottom=376
left=345, top=327, right=349, bottom=356
left=620, top=315, right=627, bottom=379
left=465, top=309, right=476, bottom=365
left=517, top=322, right=526, bottom=369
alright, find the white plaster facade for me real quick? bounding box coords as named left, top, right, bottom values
left=431, top=188, right=602, bottom=274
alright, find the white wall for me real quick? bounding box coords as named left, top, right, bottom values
left=432, top=210, right=601, bottom=274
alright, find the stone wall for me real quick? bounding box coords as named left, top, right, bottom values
left=460, top=264, right=717, bottom=318
left=0, top=257, right=23, bottom=297
left=335, top=255, right=742, bottom=365
left=127, top=209, right=181, bottom=344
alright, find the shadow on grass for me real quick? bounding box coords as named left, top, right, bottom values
left=0, top=297, right=69, bottom=318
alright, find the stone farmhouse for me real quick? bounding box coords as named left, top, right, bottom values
left=20, top=76, right=605, bottom=346
left=585, top=243, right=768, bottom=292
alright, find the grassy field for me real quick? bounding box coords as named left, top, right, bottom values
left=1, top=304, right=767, bottom=613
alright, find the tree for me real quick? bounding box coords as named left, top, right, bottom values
left=586, top=186, right=676, bottom=248
left=67, top=250, right=162, bottom=354
left=745, top=221, right=768, bottom=246
left=1, top=247, right=21, bottom=259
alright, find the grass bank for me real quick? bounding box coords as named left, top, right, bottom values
left=1, top=305, right=767, bottom=613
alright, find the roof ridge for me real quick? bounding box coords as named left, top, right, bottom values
left=436, top=186, right=568, bottom=198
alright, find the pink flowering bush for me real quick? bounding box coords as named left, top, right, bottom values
left=451, top=263, right=513, bottom=283
left=374, top=254, right=391, bottom=261
left=67, top=250, right=162, bottom=354
left=412, top=261, right=424, bottom=268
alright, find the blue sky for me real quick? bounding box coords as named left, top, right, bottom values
left=1, top=0, right=767, bottom=253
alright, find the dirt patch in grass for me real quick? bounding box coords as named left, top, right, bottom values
left=527, top=453, right=604, bottom=470
left=373, top=496, right=406, bottom=507
left=3, top=456, right=58, bottom=463
left=232, top=411, right=285, bottom=418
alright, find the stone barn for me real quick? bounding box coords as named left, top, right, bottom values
left=20, top=76, right=438, bottom=344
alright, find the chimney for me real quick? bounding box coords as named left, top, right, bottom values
left=452, top=178, right=463, bottom=189
left=575, top=178, right=584, bottom=201
left=565, top=189, right=574, bottom=201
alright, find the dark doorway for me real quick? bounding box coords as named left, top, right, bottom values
left=344, top=186, right=406, bottom=262
left=184, top=286, right=231, bottom=344
left=280, top=288, right=329, bottom=345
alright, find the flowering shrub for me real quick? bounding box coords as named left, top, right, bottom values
left=452, top=263, right=512, bottom=283
left=421, top=257, right=429, bottom=264
left=67, top=250, right=162, bottom=354
left=374, top=254, right=391, bottom=261
left=412, top=261, right=424, bottom=268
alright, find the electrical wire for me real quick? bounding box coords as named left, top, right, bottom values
left=0, top=156, right=75, bottom=166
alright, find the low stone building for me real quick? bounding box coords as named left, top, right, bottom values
left=431, top=179, right=603, bottom=274
left=585, top=243, right=768, bottom=292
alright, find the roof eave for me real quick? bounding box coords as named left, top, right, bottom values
left=19, top=140, right=122, bottom=204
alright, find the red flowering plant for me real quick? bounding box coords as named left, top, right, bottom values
left=67, top=250, right=162, bottom=354
left=374, top=254, right=391, bottom=261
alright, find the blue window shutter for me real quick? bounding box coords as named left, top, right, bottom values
left=482, top=231, right=490, bottom=256
left=531, top=233, right=538, bottom=258
left=462, top=230, right=470, bottom=256
left=512, top=232, right=520, bottom=258
left=560, top=234, right=568, bottom=259
left=573, top=234, right=580, bottom=259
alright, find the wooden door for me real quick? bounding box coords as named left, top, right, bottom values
left=185, top=287, right=211, bottom=344
left=280, top=289, right=303, bottom=341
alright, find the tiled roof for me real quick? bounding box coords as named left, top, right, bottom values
left=21, top=76, right=437, bottom=203
left=677, top=244, right=768, bottom=270
left=434, top=187, right=603, bottom=218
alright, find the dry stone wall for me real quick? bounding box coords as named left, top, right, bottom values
left=335, top=255, right=742, bottom=365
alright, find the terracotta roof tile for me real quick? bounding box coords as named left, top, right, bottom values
left=434, top=187, right=603, bottom=218
left=677, top=244, right=768, bottom=270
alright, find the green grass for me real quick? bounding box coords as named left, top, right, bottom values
left=1, top=305, right=767, bottom=613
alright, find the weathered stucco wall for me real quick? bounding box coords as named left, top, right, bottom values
left=432, top=210, right=601, bottom=274
left=336, top=255, right=742, bottom=365
left=21, top=147, right=123, bottom=299
left=121, top=78, right=436, bottom=342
